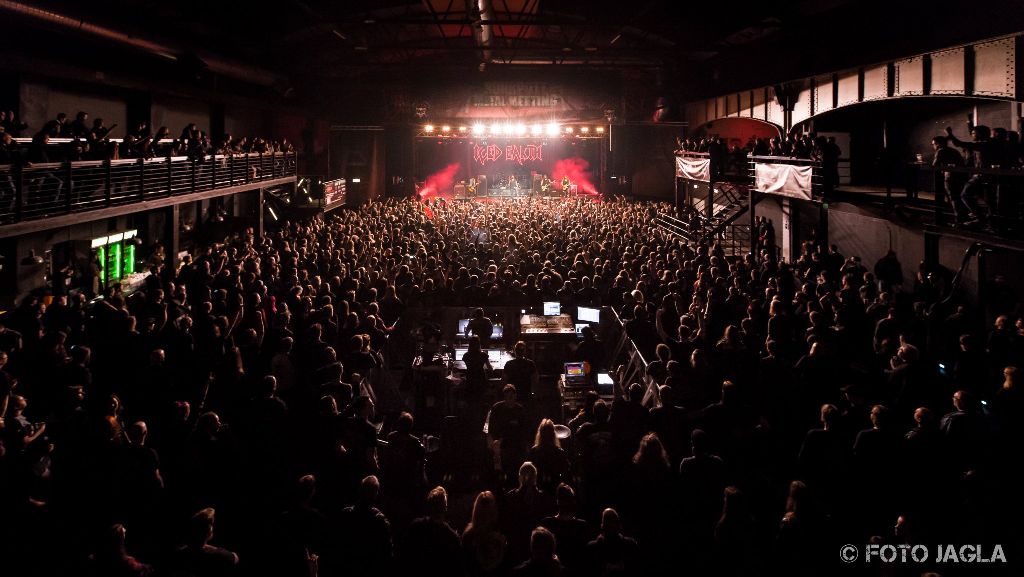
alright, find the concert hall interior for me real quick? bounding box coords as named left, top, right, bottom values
left=2, top=1, right=1024, bottom=576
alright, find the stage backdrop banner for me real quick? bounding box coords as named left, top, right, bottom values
left=675, top=156, right=711, bottom=182
left=754, top=162, right=814, bottom=200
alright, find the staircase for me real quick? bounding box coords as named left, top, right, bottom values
left=660, top=179, right=767, bottom=256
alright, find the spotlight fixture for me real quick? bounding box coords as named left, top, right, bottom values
left=545, top=123, right=559, bottom=136
left=424, top=124, right=435, bottom=133
left=564, top=127, right=574, bottom=134
left=580, top=127, right=590, bottom=133
left=596, top=126, right=605, bottom=133
left=441, top=125, right=451, bottom=133
left=472, top=124, right=485, bottom=135
left=531, top=124, right=543, bottom=135
left=515, top=124, right=527, bottom=135
left=458, top=126, right=468, bottom=133
left=21, top=250, right=44, bottom=266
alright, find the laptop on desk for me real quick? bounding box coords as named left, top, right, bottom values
left=563, top=362, right=588, bottom=387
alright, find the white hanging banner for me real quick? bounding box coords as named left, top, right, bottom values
left=754, top=162, right=814, bottom=200
left=675, top=156, right=711, bottom=182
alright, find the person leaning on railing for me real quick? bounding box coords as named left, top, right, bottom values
left=946, top=119, right=996, bottom=227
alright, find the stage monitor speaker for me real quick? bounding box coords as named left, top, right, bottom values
left=478, top=175, right=487, bottom=194
left=532, top=174, right=542, bottom=192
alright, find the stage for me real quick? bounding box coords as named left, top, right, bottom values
left=447, top=183, right=583, bottom=200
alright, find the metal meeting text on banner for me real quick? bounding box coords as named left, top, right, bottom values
left=754, top=162, right=814, bottom=200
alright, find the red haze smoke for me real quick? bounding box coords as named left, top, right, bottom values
left=551, top=157, right=598, bottom=195
left=418, top=163, right=461, bottom=199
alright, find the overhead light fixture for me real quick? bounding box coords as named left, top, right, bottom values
left=515, top=124, right=527, bottom=135
left=473, top=124, right=485, bottom=135
left=596, top=126, right=605, bottom=133
left=21, top=250, right=44, bottom=266
left=564, top=127, right=574, bottom=134
left=545, top=123, right=559, bottom=136
left=458, top=126, right=468, bottom=133
left=424, top=124, right=435, bottom=133
left=580, top=127, right=590, bottom=133
left=441, top=125, right=451, bottom=133
left=531, top=124, right=543, bottom=135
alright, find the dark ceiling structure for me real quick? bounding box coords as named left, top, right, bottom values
left=2, top=0, right=1024, bottom=113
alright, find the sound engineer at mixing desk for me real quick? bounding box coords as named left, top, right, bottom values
left=571, top=326, right=605, bottom=381
left=503, top=341, right=538, bottom=402
left=465, top=308, right=495, bottom=346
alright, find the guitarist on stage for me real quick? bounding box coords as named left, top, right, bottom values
left=561, top=175, right=571, bottom=196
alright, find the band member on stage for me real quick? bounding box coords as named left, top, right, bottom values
left=561, top=175, right=571, bottom=195
left=468, top=177, right=478, bottom=196
left=540, top=175, right=552, bottom=194
left=508, top=174, right=519, bottom=192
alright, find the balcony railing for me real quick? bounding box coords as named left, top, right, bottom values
left=0, top=152, right=297, bottom=224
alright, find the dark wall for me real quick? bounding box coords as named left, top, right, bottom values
left=329, top=129, right=385, bottom=204
left=611, top=124, right=679, bottom=200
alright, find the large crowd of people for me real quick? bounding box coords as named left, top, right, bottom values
left=0, top=108, right=295, bottom=164
left=0, top=195, right=1021, bottom=577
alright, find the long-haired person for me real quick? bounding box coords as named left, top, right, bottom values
left=462, top=491, right=506, bottom=576
left=526, top=419, right=569, bottom=494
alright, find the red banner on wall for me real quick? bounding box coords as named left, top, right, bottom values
left=473, top=144, right=544, bottom=166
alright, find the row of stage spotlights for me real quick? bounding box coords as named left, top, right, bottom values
left=422, top=124, right=604, bottom=136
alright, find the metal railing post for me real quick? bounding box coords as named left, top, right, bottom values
left=138, top=158, right=145, bottom=201
left=14, top=165, right=24, bottom=222
left=245, top=154, right=251, bottom=183
left=104, top=160, right=112, bottom=207
left=65, top=161, right=73, bottom=214
left=211, top=155, right=217, bottom=188
left=166, top=154, right=173, bottom=197
left=229, top=155, right=234, bottom=186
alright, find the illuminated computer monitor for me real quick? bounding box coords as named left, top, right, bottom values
left=564, top=362, right=586, bottom=377
left=543, top=301, right=560, bottom=316
left=578, top=306, right=600, bottom=323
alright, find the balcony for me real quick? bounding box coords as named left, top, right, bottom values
left=0, top=152, right=297, bottom=233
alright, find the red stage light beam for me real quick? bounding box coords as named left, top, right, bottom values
left=417, top=162, right=462, bottom=200
left=551, top=157, right=599, bottom=195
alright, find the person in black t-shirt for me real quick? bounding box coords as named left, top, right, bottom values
left=173, top=508, right=239, bottom=577
left=400, top=486, right=462, bottom=575
left=465, top=307, right=495, bottom=346
left=503, top=341, right=538, bottom=403
left=488, top=384, right=527, bottom=482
